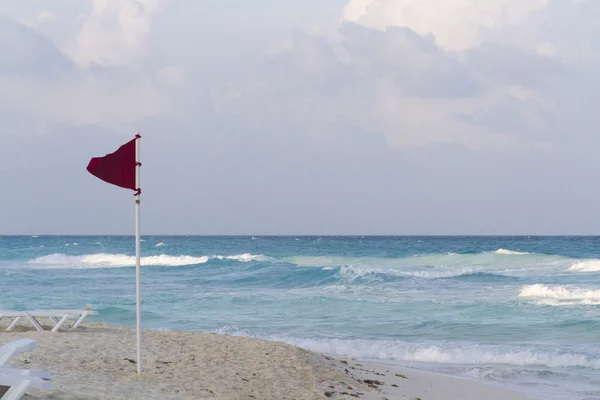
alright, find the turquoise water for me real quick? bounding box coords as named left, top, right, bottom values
left=1, top=236, right=600, bottom=399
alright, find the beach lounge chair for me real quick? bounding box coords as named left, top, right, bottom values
left=0, top=340, right=36, bottom=366
left=0, top=372, right=52, bottom=400
left=0, top=339, right=52, bottom=399
left=0, top=309, right=99, bottom=332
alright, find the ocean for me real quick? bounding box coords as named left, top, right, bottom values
left=1, top=235, right=599, bottom=399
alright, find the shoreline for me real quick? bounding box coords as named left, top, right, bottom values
left=0, top=322, right=539, bottom=400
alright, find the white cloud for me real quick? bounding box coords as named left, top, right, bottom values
left=537, top=42, right=556, bottom=58
left=0, top=73, right=169, bottom=127
left=205, top=0, right=598, bottom=151
left=343, top=0, right=549, bottom=51
left=24, top=10, right=57, bottom=26
left=214, top=24, right=562, bottom=150
left=66, top=0, right=165, bottom=68
left=2, top=0, right=600, bottom=234
left=156, top=66, right=186, bottom=87
left=0, top=17, right=169, bottom=129
left=2, top=0, right=599, bottom=152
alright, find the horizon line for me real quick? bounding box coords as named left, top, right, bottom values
left=2, top=234, right=600, bottom=237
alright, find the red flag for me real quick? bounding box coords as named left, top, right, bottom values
left=87, top=134, right=141, bottom=194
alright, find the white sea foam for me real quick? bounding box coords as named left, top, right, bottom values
left=26, top=252, right=269, bottom=269
left=214, top=253, right=266, bottom=262
left=568, top=260, right=600, bottom=272
left=333, top=264, right=495, bottom=281
left=27, top=253, right=209, bottom=268
left=532, top=299, right=600, bottom=307
left=520, top=284, right=600, bottom=300
left=213, top=330, right=600, bottom=369
left=227, top=253, right=265, bottom=262
left=285, top=251, right=563, bottom=270
left=403, top=267, right=482, bottom=279
left=519, top=284, right=600, bottom=306
left=293, top=339, right=600, bottom=369
left=156, top=243, right=165, bottom=247
left=338, top=265, right=384, bottom=282
left=495, top=248, right=529, bottom=255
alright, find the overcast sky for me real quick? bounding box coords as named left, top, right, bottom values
left=1, top=0, right=599, bottom=235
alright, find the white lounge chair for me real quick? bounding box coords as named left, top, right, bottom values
left=0, top=309, right=99, bottom=332
left=0, top=339, right=52, bottom=400
left=0, top=340, right=36, bottom=366
left=0, top=372, right=52, bottom=400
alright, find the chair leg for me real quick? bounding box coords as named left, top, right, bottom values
left=1, top=379, right=31, bottom=400
left=0, top=368, right=51, bottom=380
left=6, top=318, right=21, bottom=332
left=51, top=315, right=70, bottom=332
left=23, top=314, right=43, bottom=332
left=71, top=312, right=89, bottom=329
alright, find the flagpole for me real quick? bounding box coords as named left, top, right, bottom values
left=135, top=133, right=142, bottom=375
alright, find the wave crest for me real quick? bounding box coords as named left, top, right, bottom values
left=215, top=253, right=266, bottom=262
left=285, top=250, right=562, bottom=270
left=27, top=253, right=209, bottom=268
left=333, top=265, right=505, bottom=281
left=404, top=267, right=480, bottom=279
left=519, top=284, right=600, bottom=306
left=214, top=330, right=600, bottom=369
left=520, top=284, right=600, bottom=300
left=26, top=252, right=270, bottom=269
left=568, top=260, right=600, bottom=272
left=495, top=248, right=529, bottom=255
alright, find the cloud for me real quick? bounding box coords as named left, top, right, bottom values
left=65, top=0, right=165, bottom=69
left=156, top=66, right=186, bottom=87
left=211, top=0, right=600, bottom=152
left=2, top=0, right=600, bottom=234
left=342, top=0, right=549, bottom=51
left=4, top=0, right=596, bottom=149
left=0, top=4, right=175, bottom=129
left=0, top=18, right=74, bottom=80
left=214, top=24, right=549, bottom=150
left=339, top=24, right=481, bottom=98
left=467, top=42, right=567, bottom=88
left=23, top=10, right=57, bottom=27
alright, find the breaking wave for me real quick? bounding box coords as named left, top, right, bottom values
left=214, top=253, right=267, bottom=262
left=215, top=328, right=600, bottom=369
left=495, top=248, right=530, bottom=255
left=27, top=253, right=210, bottom=268
left=519, top=284, right=600, bottom=306
left=568, top=260, right=600, bottom=272
left=335, top=265, right=507, bottom=281
left=520, top=284, right=600, bottom=300
left=26, top=253, right=268, bottom=269
left=284, top=250, right=564, bottom=269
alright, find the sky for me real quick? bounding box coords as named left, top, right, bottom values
left=0, top=0, right=599, bottom=235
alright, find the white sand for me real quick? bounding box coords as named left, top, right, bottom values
left=0, top=323, right=539, bottom=400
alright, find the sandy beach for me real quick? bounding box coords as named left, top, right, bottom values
left=0, top=322, right=539, bottom=400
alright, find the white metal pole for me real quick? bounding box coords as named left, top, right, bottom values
left=135, top=133, right=142, bottom=375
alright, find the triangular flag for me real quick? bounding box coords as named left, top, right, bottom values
left=87, top=134, right=140, bottom=193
